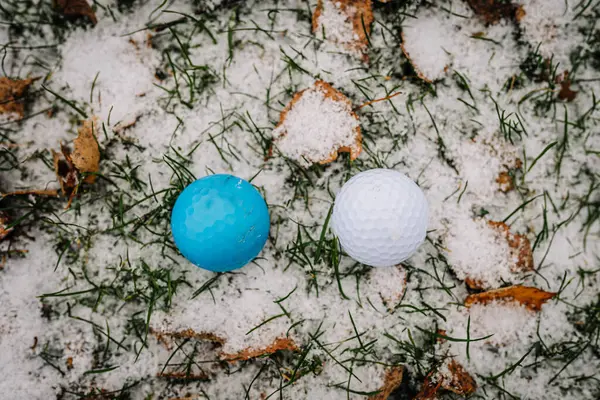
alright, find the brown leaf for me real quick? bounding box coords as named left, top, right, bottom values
left=0, top=211, right=13, bottom=241
left=371, top=366, right=404, bottom=400
left=221, top=337, right=299, bottom=362
left=415, top=360, right=476, bottom=399
left=55, top=0, right=97, bottom=25
left=52, top=146, right=78, bottom=197
left=274, top=80, right=362, bottom=165
left=71, top=118, right=100, bottom=183
left=466, top=0, right=521, bottom=24
left=0, top=77, right=38, bottom=120
left=465, top=285, right=556, bottom=311
left=557, top=71, right=577, bottom=102
left=400, top=32, right=434, bottom=83
left=414, top=371, right=442, bottom=400
left=496, top=171, right=513, bottom=192
left=312, top=0, right=373, bottom=56
left=441, top=360, right=477, bottom=396
left=487, top=220, right=534, bottom=273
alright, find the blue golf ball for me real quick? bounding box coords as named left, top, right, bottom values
left=171, top=174, right=270, bottom=272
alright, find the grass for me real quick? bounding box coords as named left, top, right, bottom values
left=0, top=0, right=599, bottom=399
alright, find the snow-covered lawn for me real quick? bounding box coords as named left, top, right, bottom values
left=0, top=0, right=598, bottom=399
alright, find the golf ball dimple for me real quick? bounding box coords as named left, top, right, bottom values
left=331, top=169, right=428, bottom=267
left=171, top=174, right=270, bottom=272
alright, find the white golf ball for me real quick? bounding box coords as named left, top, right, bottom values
left=331, top=169, right=428, bottom=267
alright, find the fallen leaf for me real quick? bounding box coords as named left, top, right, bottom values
left=0, top=77, right=38, bottom=120
left=488, top=220, right=534, bottom=273
left=466, top=0, right=522, bottom=24
left=221, top=337, right=299, bottom=362
left=71, top=118, right=100, bottom=183
left=0, top=211, right=13, bottom=241
left=414, top=371, right=442, bottom=400
left=52, top=145, right=79, bottom=201
left=441, top=360, right=477, bottom=396
left=400, top=33, right=433, bottom=83
left=415, top=360, right=476, bottom=399
left=55, top=0, right=97, bottom=25
left=312, top=0, right=373, bottom=56
left=557, top=71, right=577, bottom=102
left=273, top=80, right=362, bottom=166
left=371, top=366, right=404, bottom=400
left=496, top=171, right=513, bottom=192
left=66, top=357, right=73, bottom=370
left=465, top=285, right=556, bottom=311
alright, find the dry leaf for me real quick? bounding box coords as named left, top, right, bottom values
left=461, top=220, right=534, bottom=290
left=0, top=211, right=13, bottom=241
left=488, top=220, right=534, bottom=272
left=557, top=71, right=577, bottom=102
left=415, top=360, right=476, bottom=399
left=274, top=80, right=362, bottom=165
left=466, top=0, right=522, bottom=24
left=497, top=159, right=522, bottom=193
left=52, top=145, right=79, bottom=209
left=441, top=360, right=477, bottom=395
left=400, top=33, right=434, bottom=83
left=496, top=171, right=513, bottom=192
left=221, top=337, right=299, bottom=362
left=465, top=285, right=556, bottom=311
left=414, top=371, right=442, bottom=400
left=71, top=118, right=100, bottom=183
left=371, top=366, right=404, bottom=400
left=312, top=0, right=373, bottom=56
left=0, top=77, right=38, bottom=120
left=55, top=0, right=97, bottom=25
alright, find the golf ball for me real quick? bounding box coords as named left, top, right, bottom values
left=331, top=169, right=428, bottom=267
left=171, top=174, right=270, bottom=272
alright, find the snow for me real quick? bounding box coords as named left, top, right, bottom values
left=272, top=82, right=360, bottom=167
left=314, top=0, right=358, bottom=46
left=0, top=0, right=599, bottom=399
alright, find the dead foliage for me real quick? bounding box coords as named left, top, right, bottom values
left=557, top=71, right=577, bottom=102
left=442, top=360, right=477, bottom=395
left=464, top=220, right=534, bottom=290
left=312, top=0, right=373, bottom=55
left=415, top=360, right=476, bottom=399
left=52, top=118, right=101, bottom=209
left=0, top=211, right=13, bottom=241
left=55, top=0, right=97, bottom=25
left=465, top=285, right=556, bottom=311
left=414, top=371, right=442, bottom=400
left=466, top=0, right=525, bottom=24
left=400, top=32, right=437, bottom=83
left=370, top=366, right=404, bottom=400
left=274, top=80, right=362, bottom=165
left=71, top=118, right=100, bottom=183
left=152, top=328, right=298, bottom=365
left=0, top=77, right=38, bottom=120
left=221, top=337, right=299, bottom=362
left=497, top=159, right=522, bottom=192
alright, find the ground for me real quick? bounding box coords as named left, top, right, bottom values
left=0, top=0, right=599, bottom=399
